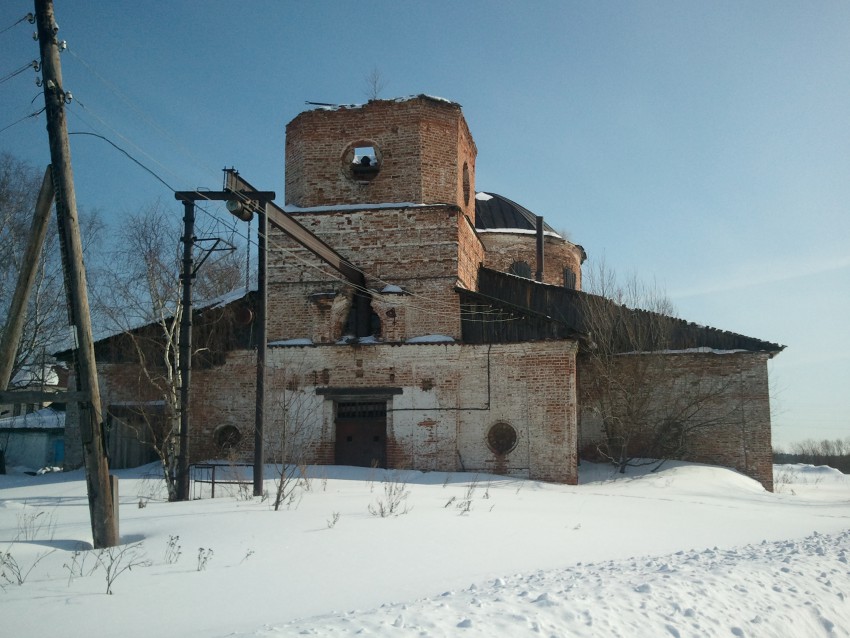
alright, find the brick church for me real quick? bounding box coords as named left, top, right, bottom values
left=66, top=95, right=783, bottom=489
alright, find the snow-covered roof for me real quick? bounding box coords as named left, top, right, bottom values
left=0, top=407, right=65, bottom=430
left=617, top=347, right=751, bottom=356
left=474, top=192, right=557, bottom=233
left=305, top=94, right=461, bottom=113
left=10, top=365, right=60, bottom=388
left=476, top=227, right=564, bottom=239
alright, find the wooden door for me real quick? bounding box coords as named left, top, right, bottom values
left=334, top=401, right=387, bottom=468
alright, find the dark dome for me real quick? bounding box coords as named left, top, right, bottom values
left=474, top=192, right=557, bottom=234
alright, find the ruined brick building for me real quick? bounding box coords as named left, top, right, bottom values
left=65, top=95, right=783, bottom=489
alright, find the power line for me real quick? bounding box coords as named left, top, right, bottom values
left=0, top=12, right=33, bottom=37
left=68, top=98, right=189, bottom=189
left=0, top=60, right=37, bottom=84
left=59, top=104, right=528, bottom=325
left=0, top=107, right=45, bottom=135
left=65, top=46, right=221, bottom=183
left=54, top=59, right=524, bottom=323
left=68, top=131, right=175, bottom=192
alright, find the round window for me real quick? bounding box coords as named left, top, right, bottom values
left=342, top=141, right=382, bottom=182
left=487, top=422, right=518, bottom=455
left=214, top=425, right=242, bottom=452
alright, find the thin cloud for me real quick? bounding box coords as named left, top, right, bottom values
left=671, top=254, right=850, bottom=299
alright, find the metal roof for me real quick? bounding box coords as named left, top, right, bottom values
left=474, top=192, right=557, bottom=233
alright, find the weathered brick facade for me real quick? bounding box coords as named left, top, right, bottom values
left=478, top=231, right=584, bottom=289
left=183, top=341, right=577, bottom=482
left=267, top=205, right=470, bottom=341
left=578, top=351, right=774, bottom=490
left=285, top=96, right=477, bottom=222
left=64, top=94, right=780, bottom=490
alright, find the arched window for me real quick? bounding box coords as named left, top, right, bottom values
left=462, top=162, right=471, bottom=207
left=214, top=425, right=242, bottom=453
left=509, top=261, right=532, bottom=279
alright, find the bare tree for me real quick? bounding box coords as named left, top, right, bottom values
left=776, top=437, right=850, bottom=473
left=579, top=260, right=741, bottom=472
left=93, top=202, right=244, bottom=499
left=266, top=359, right=317, bottom=511
left=363, top=66, right=386, bottom=101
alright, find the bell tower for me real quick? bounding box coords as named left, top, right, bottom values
left=285, top=95, right=478, bottom=223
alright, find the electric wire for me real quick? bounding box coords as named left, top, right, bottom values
left=182, top=186, right=524, bottom=324
left=56, top=56, right=521, bottom=322
left=199, top=190, right=523, bottom=321
left=169, top=184, right=526, bottom=324
left=59, top=101, right=525, bottom=325
left=0, top=12, right=33, bottom=37
left=69, top=131, right=175, bottom=192
left=0, top=60, right=36, bottom=85
left=65, top=46, right=222, bottom=184
left=67, top=98, right=188, bottom=190
left=192, top=199, right=524, bottom=324
left=58, top=62, right=504, bottom=319
left=0, top=107, right=45, bottom=135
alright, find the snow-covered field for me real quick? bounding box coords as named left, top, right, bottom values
left=1, top=462, right=848, bottom=637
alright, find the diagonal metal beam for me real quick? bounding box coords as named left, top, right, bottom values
left=222, top=170, right=366, bottom=289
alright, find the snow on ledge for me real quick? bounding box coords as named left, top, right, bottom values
left=335, top=335, right=381, bottom=345
left=475, top=192, right=493, bottom=201
left=617, top=347, right=750, bottom=356
left=283, top=202, right=445, bottom=214
left=269, top=338, right=314, bottom=346
left=406, top=335, right=456, bottom=344
left=380, top=284, right=405, bottom=294
left=477, top=227, right=564, bottom=239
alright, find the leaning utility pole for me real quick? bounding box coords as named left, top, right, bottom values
left=34, top=0, right=118, bottom=547
left=0, top=167, right=54, bottom=391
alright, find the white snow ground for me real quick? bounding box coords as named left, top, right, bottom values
left=1, top=462, right=848, bottom=637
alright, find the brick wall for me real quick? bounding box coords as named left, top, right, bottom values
left=80, top=340, right=578, bottom=484
left=267, top=205, right=482, bottom=341
left=262, top=341, right=578, bottom=482
left=577, top=351, right=774, bottom=490
left=479, top=232, right=584, bottom=289
left=457, top=213, right=485, bottom=291
left=285, top=96, right=476, bottom=218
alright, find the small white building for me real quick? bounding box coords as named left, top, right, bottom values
left=0, top=407, right=65, bottom=473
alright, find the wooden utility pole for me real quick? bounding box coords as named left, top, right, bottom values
left=34, top=0, right=118, bottom=547
left=0, top=167, right=54, bottom=391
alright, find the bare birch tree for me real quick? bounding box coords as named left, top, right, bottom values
left=94, top=202, right=244, bottom=499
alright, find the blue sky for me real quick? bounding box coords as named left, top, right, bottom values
left=1, top=1, right=848, bottom=448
